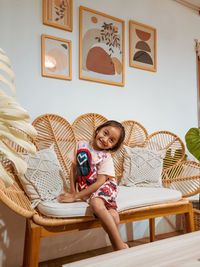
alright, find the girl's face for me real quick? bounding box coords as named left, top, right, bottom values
left=93, top=126, right=121, bottom=151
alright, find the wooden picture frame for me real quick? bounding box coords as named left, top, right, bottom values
left=41, top=34, right=72, bottom=80
left=79, top=6, right=125, bottom=87
left=43, top=0, right=73, bottom=32
left=129, top=20, right=157, bottom=72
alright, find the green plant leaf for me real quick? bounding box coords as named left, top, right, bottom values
left=185, top=127, right=200, bottom=161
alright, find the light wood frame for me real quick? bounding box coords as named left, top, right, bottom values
left=129, top=20, right=157, bottom=72
left=42, top=0, right=73, bottom=32
left=79, top=6, right=125, bottom=87
left=23, top=200, right=194, bottom=267
left=41, top=34, right=72, bottom=80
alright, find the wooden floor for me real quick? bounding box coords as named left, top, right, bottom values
left=39, top=231, right=183, bottom=267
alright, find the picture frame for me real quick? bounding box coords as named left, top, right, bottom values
left=79, top=6, right=125, bottom=87
left=129, top=20, right=157, bottom=72
left=41, top=34, right=72, bottom=80
left=43, top=0, right=73, bottom=32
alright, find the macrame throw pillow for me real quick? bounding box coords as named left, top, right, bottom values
left=120, top=146, right=166, bottom=188
left=19, top=144, right=64, bottom=208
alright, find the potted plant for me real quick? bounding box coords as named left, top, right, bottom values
left=185, top=127, right=200, bottom=210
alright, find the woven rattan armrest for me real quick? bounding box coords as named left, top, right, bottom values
left=0, top=159, right=35, bottom=218
left=162, top=161, right=200, bottom=197
left=0, top=179, right=35, bottom=218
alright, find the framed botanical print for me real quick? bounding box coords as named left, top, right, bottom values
left=79, top=6, right=125, bottom=87
left=41, top=34, right=72, bottom=80
left=43, top=0, right=73, bottom=32
left=129, top=20, right=157, bottom=72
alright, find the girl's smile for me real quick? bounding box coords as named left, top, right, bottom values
left=92, top=126, right=121, bottom=151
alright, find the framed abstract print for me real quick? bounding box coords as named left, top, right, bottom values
left=43, top=0, right=73, bottom=32
left=129, top=20, right=157, bottom=72
left=41, top=34, right=72, bottom=80
left=79, top=6, right=125, bottom=87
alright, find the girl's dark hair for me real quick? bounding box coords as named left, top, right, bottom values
left=95, top=120, right=125, bottom=152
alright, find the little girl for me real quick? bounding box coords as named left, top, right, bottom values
left=59, top=120, right=128, bottom=250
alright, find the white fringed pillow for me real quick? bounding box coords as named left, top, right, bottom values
left=19, top=144, right=64, bottom=208
left=120, top=146, right=166, bottom=188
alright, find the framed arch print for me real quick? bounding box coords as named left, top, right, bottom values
left=41, top=34, right=72, bottom=80
left=43, top=0, right=73, bottom=32
left=129, top=20, right=157, bottom=72
left=79, top=6, right=125, bottom=87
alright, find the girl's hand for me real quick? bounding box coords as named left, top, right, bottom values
left=58, top=192, right=76, bottom=203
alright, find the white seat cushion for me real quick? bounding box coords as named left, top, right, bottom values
left=116, top=186, right=182, bottom=212
left=37, top=186, right=182, bottom=218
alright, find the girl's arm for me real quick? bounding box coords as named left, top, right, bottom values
left=59, top=174, right=107, bottom=203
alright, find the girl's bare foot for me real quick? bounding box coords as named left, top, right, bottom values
left=123, top=243, right=129, bottom=249
left=113, top=242, right=129, bottom=251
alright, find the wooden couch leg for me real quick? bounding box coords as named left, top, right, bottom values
left=149, top=218, right=155, bottom=242
left=23, top=219, right=41, bottom=267
left=125, top=222, right=134, bottom=242
left=184, top=204, right=195, bottom=233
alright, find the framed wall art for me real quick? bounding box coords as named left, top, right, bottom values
left=79, top=6, right=125, bottom=87
left=41, top=34, right=72, bottom=80
left=43, top=0, right=73, bottom=32
left=129, top=20, right=157, bottom=72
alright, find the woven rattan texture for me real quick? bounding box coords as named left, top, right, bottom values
left=162, top=161, right=200, bottom=197
left=147, top=131, right=185, bottom=168
left=72, top=113, right=107, bottom=141
left=32, top=114, right=76, bottom=180
left=194, top=209, right=200, bottom=231
left=113, top=120, right=149, bottom=178
left=0, top=160, right=34, bottom=217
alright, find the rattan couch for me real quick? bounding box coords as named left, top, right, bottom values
left=0, top=113, right=199, bottom=267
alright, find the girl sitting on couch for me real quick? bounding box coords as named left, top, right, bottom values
left=59, top=120, right=128, bottom=250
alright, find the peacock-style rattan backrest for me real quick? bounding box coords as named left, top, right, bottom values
left=146, top=131, right=185, bottom=169
left=32, top=114, right=76, bottom=179
left=122, top=120, right=149, bottom=148
left=162, top=161, right=200, bottom=197
left=113, top=120, right=149, bottom=178
left=144, top=131, right=200, bottom=197
left=72, top=113, right=108, bottom=141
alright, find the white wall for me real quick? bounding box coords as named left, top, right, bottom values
left=0, top=0, right=200, bottom=266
